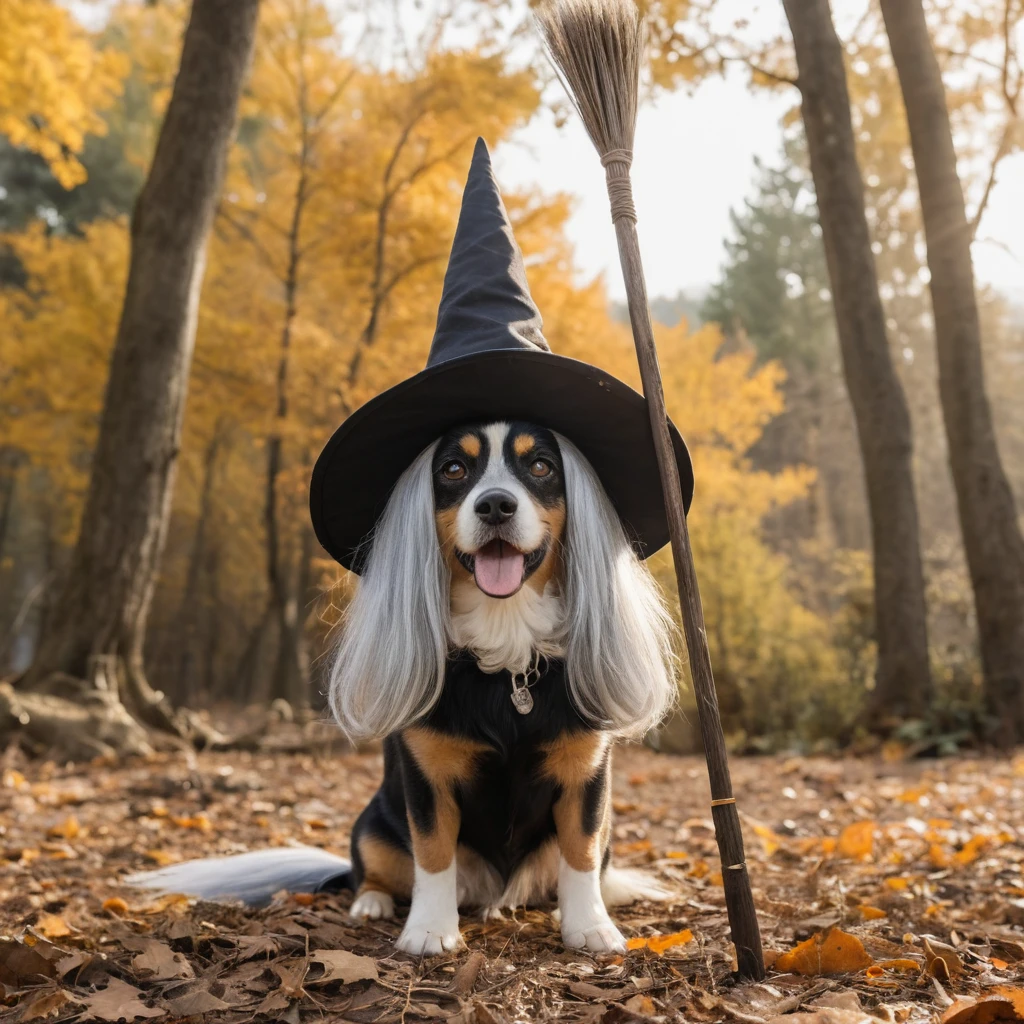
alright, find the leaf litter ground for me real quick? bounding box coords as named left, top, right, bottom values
left=3, top=739, right=1024, bottom=1023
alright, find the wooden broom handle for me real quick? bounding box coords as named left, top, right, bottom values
left=605, top=152, right=766, bottom=981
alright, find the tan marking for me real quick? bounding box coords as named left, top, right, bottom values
left=541, top=730, right=608, bottom=788
left=544, top=732, right=611, bottom=873
left=513, top=433, right=537, bottom=457
left=460, top=433, right=481, bottom=458
left=435, top=506, right=469, bottom=580
left=357, top=833, right=413, bottom=899
left=526, top=499, right=566, bottom=594
left=403, top=728, right=489, bottom=874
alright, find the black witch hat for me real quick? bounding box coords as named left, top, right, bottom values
left=310, top=138, right=693, bottom=571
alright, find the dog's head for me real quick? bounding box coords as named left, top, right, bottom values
left=431, top=421, right=566, bottom=600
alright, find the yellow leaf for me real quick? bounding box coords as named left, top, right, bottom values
left=627, top=929, right=693, bottom=953
left=837, top=820, right=874, bottom=860
left=753, top=823, right=781, bottom=857
left=884, top=877, right=910, bottom=891
left=775, top=927, right=874, bottom=976
left=929, top=843, right=951, bottom=868
left=878, top=959, right=921, bottom=972
left=954, top=835, right=989, bottom=866
left=665, top=850, right=688, bottom=860
left=3, top=769, right=26, bottom=788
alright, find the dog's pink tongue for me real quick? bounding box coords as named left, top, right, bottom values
left=474, top=540, right=525, bottom=597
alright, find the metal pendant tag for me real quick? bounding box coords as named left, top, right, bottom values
left=511, top=686, right=534, bottom=715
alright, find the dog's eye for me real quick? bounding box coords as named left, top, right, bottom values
left=530, top=459, right=552, bottom=478
left=442, top=461, right=466, bottom=481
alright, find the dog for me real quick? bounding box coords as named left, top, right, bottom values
left=130, top=420, right=676, bottom=955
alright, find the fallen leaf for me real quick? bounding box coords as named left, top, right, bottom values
left=47, top=816, right=79, bottom=840
left=753, top=823, right=782, bottom=856
left=885, top=877, right=910, bottom=891
left=126, top=937, right=194, bottom=981
left=307, top=949, right=378, bottom=985
left=626, top=929, right=693, bottom=954
left=164, top=989, right=231, bottom=1015
left=292, top=892, right=315, bottom=906
left=0, top=938, right=59, bottom=986
left=621, top=994, right=655, bottom=1015
left=170, top=813, right=212, bottom=831
left=857, top=905, right=886, bottom=920
left=36, top=913, right=72, bottom=939
left=838, top=821, right=875, bottom=860
left=81, top=977, right=165, bottom=1021
left=924, top=937, right=964, bottom=981
left=144, top=849, right=178, bottom=867
left=877, top=959, right=921, bottom=973
left=17, top=987, right=72, bottom=1020
left=775, top=927, right=874, bottom=976
left=940, top=988, right=1024, bottom=1024
left=102, top=898, right=130, bottom=916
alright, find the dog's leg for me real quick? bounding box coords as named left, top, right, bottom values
left=350, top=833, right=412, bottom=920
left=545, top=732, right=625, bottom=953
left=395, top=728, right=483, bottom=955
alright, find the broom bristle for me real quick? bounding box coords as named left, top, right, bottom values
left=535, top=0, right=643, bottom=159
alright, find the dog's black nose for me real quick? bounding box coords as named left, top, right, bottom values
left=475, top=489, right=518, bottom=525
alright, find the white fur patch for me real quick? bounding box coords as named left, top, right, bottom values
left=558, top=856, right=626, bottom=953
left=350, top=889, right=394, bottom=920
left=397, top=861, right=463, bottom=955
left=600, top=865, right=672, bottom=906
left=451, top=578, right=564, bottom=675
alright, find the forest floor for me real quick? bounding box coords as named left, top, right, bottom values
left=2, top=732, right=1024, bottom=1024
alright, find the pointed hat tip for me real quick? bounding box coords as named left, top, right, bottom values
left=472, top=136, right=491, bottom=162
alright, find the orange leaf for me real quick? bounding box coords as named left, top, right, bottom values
left=775, top=927, right=874, bottom=976
left=665, top=851, right=688, bottom=860
left=837, top=821, right=875, bottom=860
left=628, top=773, right=648, bottom=787
left=865, top=965, right=899, bottom=988
left=753, top=823, right=781, bottom=857
left=878, top=959, right=921, bottom=973
left=940, top=988, right=1024, bottom=1024
left=858, top=905, right=886, bottom=920
left=627, top=929, right=693, bottom=953
left=885, top=877, right=910, bottom=891
left=145, top=849, right=179, bottom=867
left=954, top=835, right=990, bottom=866
left=47, top=815, right=80, bottom=840
left=293, top=893, right=315, bottom=906
left=929, top=843, right=952, bottom=868
left=171, top=813, right=212, bottom=832
left=992, top=958, right=1010, bottom=971
left=36, top=912, right=72, bottom=938
left=103, top=897, right=130, bottom=916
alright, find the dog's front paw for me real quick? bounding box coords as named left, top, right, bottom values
left=563, top=923, right=626, bottom=953
left=350, top=889, right=395, bottom=920
left=563, top=918, right=626, bottom=953
left=396, top=920, right=464, bottom=955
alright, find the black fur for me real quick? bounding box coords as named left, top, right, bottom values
left=350, top=652, right=603, bottom=894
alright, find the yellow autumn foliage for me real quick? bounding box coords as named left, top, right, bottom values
left=0, top=0, right=127, bottom=187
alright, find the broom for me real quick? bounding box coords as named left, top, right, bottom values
left=536, top=0, right=765, bottom=980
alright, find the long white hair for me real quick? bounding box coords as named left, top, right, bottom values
left=327, top=434, right=677, bottom=742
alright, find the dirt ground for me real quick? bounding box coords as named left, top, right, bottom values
left=2, top=736, right=1024, bottom=1023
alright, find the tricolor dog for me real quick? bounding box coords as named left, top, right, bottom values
left=128, top=138, right=695, bottom=957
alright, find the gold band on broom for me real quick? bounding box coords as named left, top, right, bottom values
left=535, top=0, right=766, bottom=980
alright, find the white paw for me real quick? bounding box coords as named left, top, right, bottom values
left=481, top=906, right=504, bottom=922
left=350, top=890, right=395, bottom=920
left=395, top=919, right=464, bottom=955
left=563, top=918, right=627, bottom=953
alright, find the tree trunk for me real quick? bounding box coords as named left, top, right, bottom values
left=782, top=0, right=933, bottom=725
left=21, top=0, right=259, bottom=732
left=879, top=0, right=1024, bottom=747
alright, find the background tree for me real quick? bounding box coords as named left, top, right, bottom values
left=20, top=0, right=260, bottom=745
left=779, top=0, right=933, bottom=726
left=880, top=0, right=1024, bottom=746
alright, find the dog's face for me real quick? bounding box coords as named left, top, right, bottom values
left=432, top=421, right=566, bottom=599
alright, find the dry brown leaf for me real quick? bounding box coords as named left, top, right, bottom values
left=775, top=927, right=874, bottom=976
left=307, top=949, right=378, bottom=986
left=0, top=938, right=60, bottom=987
left=164, top=988, right=232, bottom=1015
left=621, top=993, right=655, bottom=1015
left=80, top=977, right=165, bottom=1021
left=924, top=937, right=964, bottom=981
left=126, top=937, right=194, bottom=981
left=17, top=987, right=73, bottom=1021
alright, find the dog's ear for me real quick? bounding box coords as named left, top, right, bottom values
left=327, top=443, right=451, bottom=742
left=557, top=435, right=677, bottom=737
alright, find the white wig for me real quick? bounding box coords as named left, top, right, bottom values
left=327, top=435, right=677, bottom=742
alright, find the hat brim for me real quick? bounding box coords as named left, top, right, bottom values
left=310, top=349, right=693, bottom=572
